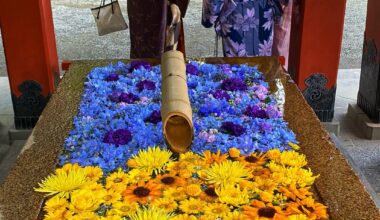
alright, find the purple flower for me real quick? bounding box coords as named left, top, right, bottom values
left=221, top=78, right=247, bottom=91
left=266, top=105, right=282, bottom=118
left=103, top=129, right=132, bottom=145
left=260, top=122, right=273, bottom=133
left=145, top=110, right=162, bottom=124
left=120, top=93, right=139, bottom=103
left=186, top=63, right=199, bottom=75
left=221, top=122, right=245, bottom=137
left=254, top=85, right=269, bottom=100
left=220, top=64, right=232, bottom=75
left=109, top=92, right=121, bottom=102
left=212, top=89, right=231, bottom=100
left=136, top=80, right=156, bottom=91
left=105, top=73, right=119, bottom=81
left=244, top=105, right=267, bottom=119
left=129, top=61, right=152, bottom=72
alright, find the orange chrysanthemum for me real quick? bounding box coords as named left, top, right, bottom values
left=202, top=150, right=228, bottom=164
left=155, top=173, right=186, bottom=188
left=243, top=200, right=286, bottom=220
left=286, top=197, right=328, bottom=219
left=123, top=181, right=161, bottom=204
left=279, top=184, right=312, bottom=201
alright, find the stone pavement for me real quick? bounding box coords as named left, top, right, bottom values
left=0, top=0, right=369, bottom=77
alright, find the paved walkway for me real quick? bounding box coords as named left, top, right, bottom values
left=0, top=0, right=369, bottom=77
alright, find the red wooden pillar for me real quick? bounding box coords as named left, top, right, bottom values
left=357, top=0, right=380, bottom=122
left=288, top=0, right=347, bottom=122
left=0, top=0, right=59, bottom=129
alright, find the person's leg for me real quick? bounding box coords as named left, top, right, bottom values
left=272, top=0, right=293, bottom=69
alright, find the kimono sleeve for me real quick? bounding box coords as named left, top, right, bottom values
left=202, top=0, right=225, bottom=28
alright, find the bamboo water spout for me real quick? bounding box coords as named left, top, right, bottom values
left=160, top=50, right=193, bottom=153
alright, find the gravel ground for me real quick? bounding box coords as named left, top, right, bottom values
left=0, top=0, right=368, bottom=76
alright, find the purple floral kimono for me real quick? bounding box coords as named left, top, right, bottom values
left=202, top=0, right=284, bottom=57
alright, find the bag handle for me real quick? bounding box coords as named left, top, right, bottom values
left=96, top=0, right=115, bottom=19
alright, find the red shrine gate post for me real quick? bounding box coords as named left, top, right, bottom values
left=288, top=0, right=347, bottom=122
left=0, top=0, right=59, bottom=129
left=357, top=0, right=380, bottom=123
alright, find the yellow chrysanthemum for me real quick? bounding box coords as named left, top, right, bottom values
left=44, top=209, right=74, bottom=220
left=251, top=176, right=277, bottom=192
left=106, top=169, right=129, bottom=192
left=287, top=214, right=309, bottom=220
left=55, top=163, right=81, bottom=175
left=127, top=169, right=151, bottom=184
left=163, top=187, right=188, bottom=201
left=171, top=214, right=197, bottom=220
left=35, top=167, right=88, bottom=198
left=110, top=201, right=139, bottom=216
left=69, top=189, right=102, bottom=213
left=266, top=149, right=281, bottom=160
left=277, top=151, right=307, bottom=167
left=179, top=151, right=202, bottom=163
left=289, top=142, right=301, bottom=150
left=101, top=215, right=124, bottom=220
left=70, top=211, right=99, bottom=220
left=102, top=189, right=122, bottom=205
left=129, top=207, right=172, bottom=220
left=204, top=160, right=249, bottom=186
left=203, top=203, right=230, bottom=218
left=225, top=210, right=251, bottom=220
left=84, top=166, right=103, bottom=182
left=44, top=195, right=69, bottom=213
left=268, top=162, right=318, bottom=187
left=179, top=198, right=206, bottom=214
left=128, top=147, right=172, bottom=175
left=216, top=184, right=249, bottom=206
left=258, top=191, right=274, bottom=203
left=152, top=198, right=178, bottom=212
left=185, top=184, right=202, bottom=197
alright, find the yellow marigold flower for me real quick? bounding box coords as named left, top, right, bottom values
left=129, top=147, right=172, bottom=175
left=259, top=191, right=274, bottom=203
left=216, top=184, right=249, bottom=206
left=102, top=189, right=122, bottom=205
left=204, top=160, right=249, bottom=186
left=106, top=169, right=129, bottom=192
left=266, top=149, right=281, bottom=160
left=185, top=160, right=208, bottom=173
left=185, top=184, right=202, bottom=197
left=44, top=195, right=68, bottom=213
left=178, top=169, right=193, bottom=179
left=289, top=142, right=301, bottom=150
left=202, top=150, right=228, bottom=164
left=110, top=201, right=139, bottom=216
left=152, top=197, right=178, bottom=212
left=171, top=214, right=197, bottom=220
left=127, top=158, right=138, bottom=167
left=287, top=214, right=309, bottom=220
left=179, top=198, right=206, bottom=214
left=35, top=167, right=88, bottom=198
left=129, top=207, right=172, bottom=220
left=69, top=189, right=102, bottom=213
left=204, top=203, right=230, bottom=218
left=163, top=187, right=188, bottom=201
left=70, top=212, right=99, bottom=220
left=199, top=215, right=216, bottom=220
left=279, top=151, right=307, bottom=167
left=287, top=197, right=328, bottom=219
left=127, top=169, right=151, bottom=184
left=225, top=210, right=251, bottom=220
left=228, top=148, right=241, bottom=158
left=84, top=166, right=103, bottom=182
left=252, top=177, right=276, bottom=192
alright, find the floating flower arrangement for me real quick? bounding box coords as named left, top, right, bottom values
left=36, top=61, right=328, bottom=219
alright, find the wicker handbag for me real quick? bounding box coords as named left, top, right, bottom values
left=91, top=0, right=128, bottom=36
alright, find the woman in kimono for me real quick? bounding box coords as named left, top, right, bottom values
left=202, top=0, right=286, bottom=57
